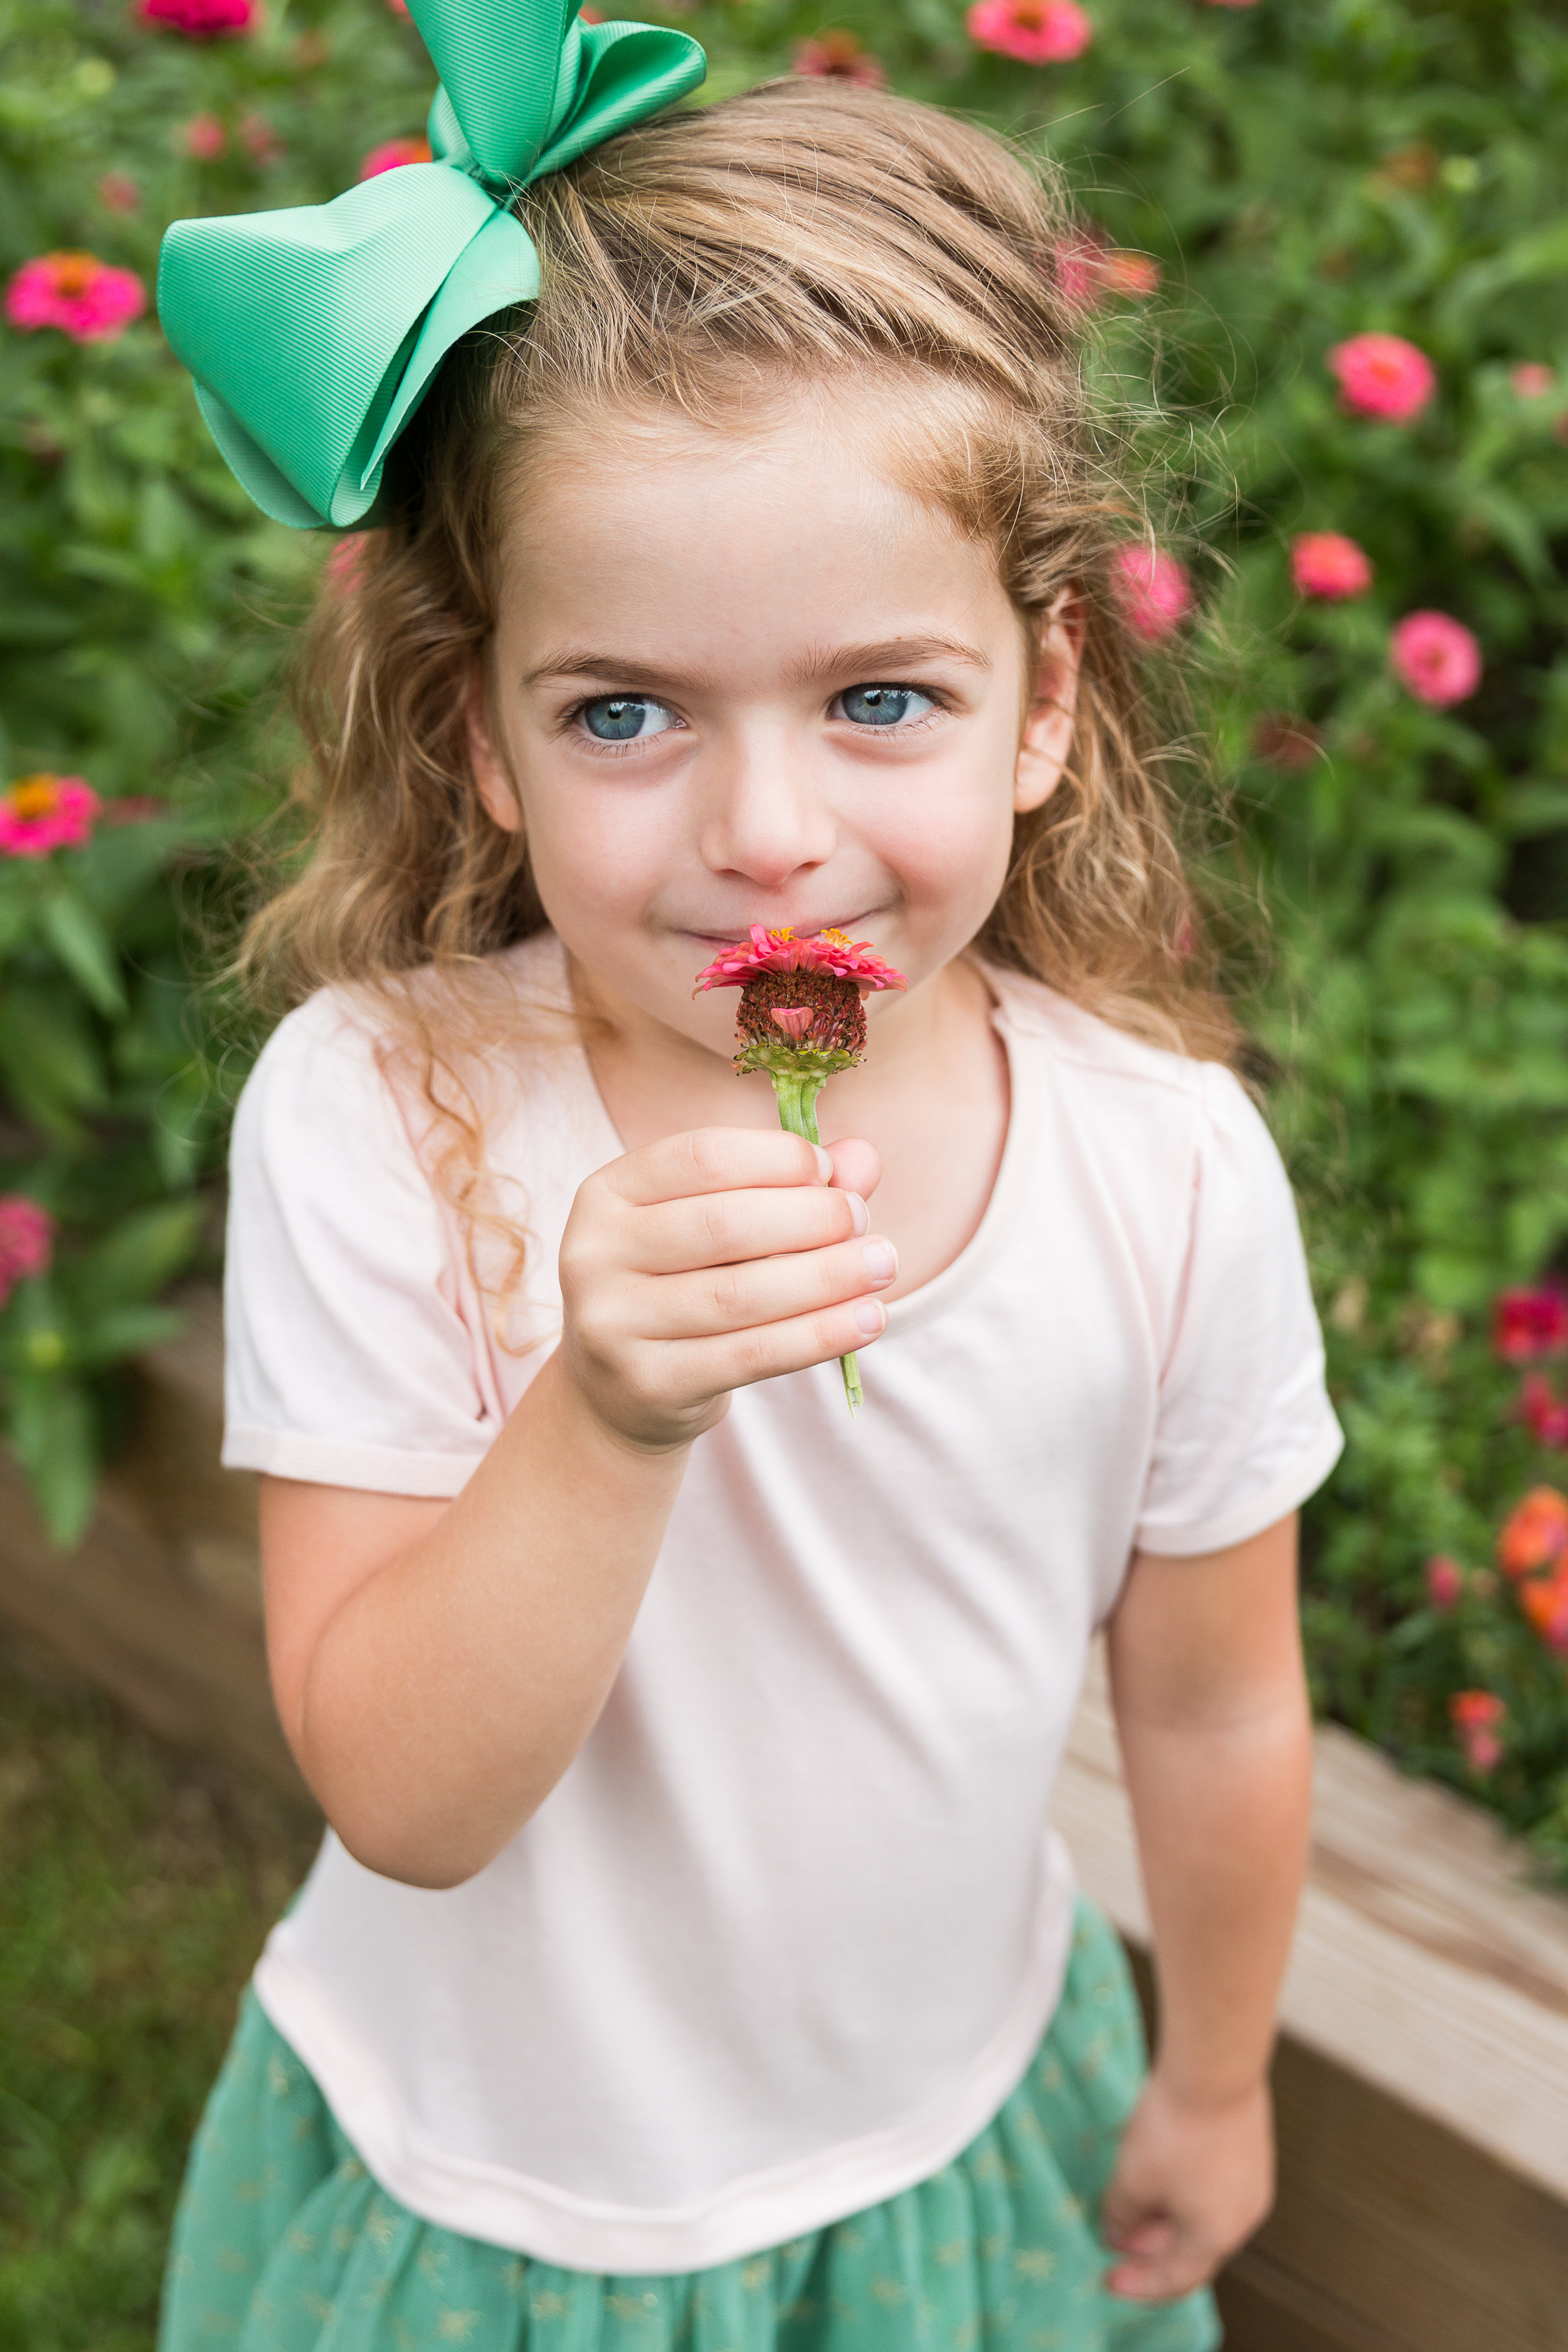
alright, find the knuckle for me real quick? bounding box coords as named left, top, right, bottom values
left=699, top=1193, right=743, bottom=1261
left=707, top=1261, right=753, bottom=1325
left=682, top=1128, right=730, bottom=1189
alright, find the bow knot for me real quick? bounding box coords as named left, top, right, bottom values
left=157, top=0, right=704, bottom=530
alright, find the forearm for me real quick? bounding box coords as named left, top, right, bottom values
left=1114, top=1687, right=1311, bottom=2104
left=289, top=1352, right=689, bottom=1887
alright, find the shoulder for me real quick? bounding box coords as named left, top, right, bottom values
left=987, top=964, right=1270, bottom=1172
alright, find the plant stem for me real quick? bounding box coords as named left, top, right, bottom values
left=768, top=1069, right=862, bottom=1413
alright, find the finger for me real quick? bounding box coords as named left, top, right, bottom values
left=610, top=1128, right=830, bottom=1209
left=826, top=1136, right=881, bottom=1200
left=1102, top=2217, right=1174, bottom=2257
left=1104, top=2243, right=1216, bottom=2302
left=640, top=1234, right=898, bottom=1341
left=653, top=1291, right=889, bottom=1397
left=630, top=1183, right=869, bottom=1277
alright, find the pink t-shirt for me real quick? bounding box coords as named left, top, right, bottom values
left=226, top=931, right=1341, bottom=2272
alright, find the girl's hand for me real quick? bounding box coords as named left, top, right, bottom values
left=558, top=1127, right=891, bottom=1451
left=1100, top=2073, right=1274, bottom=2302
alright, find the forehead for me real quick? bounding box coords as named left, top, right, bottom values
left=493, top=391, right=1016, bottom=667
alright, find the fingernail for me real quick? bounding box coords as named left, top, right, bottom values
left=862, top=1239, right=898, bottom=1283
left=812, top=1145, right=833, bottom=1182
left=845, top=1193, right=869, bottom=1236
left=853, top=1298, right=886, bottom=1337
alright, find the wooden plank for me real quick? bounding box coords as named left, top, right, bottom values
left=1055, top=1648, right=1568, bottom=2352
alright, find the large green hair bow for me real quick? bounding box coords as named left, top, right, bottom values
left=157, top=0, right=705, bottom=530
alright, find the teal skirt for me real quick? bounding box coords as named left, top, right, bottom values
left=159, top=1897, right=1219, bottom=2352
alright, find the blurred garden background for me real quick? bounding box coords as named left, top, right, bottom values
left=3, top=0, right=1568, bottom=2339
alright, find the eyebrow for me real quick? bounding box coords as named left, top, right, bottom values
left=522, top=635, right=993, bottom=692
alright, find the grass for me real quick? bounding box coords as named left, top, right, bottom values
left=0, top=1629, right=319, bottom=2352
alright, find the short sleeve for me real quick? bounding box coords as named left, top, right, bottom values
left=221, top=995, right=499, bottom=1496
left=1134, top=1065, right=1342, bottom=1557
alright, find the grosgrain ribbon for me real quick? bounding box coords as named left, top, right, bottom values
left=156, top=0, right=705, bottom=530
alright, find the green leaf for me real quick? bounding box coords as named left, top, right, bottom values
left=9, top=1371, right=97, bottom=1550
left=38, top=891, right=127, bottom=1020
left=71, top=1201, right=206, bottom=1311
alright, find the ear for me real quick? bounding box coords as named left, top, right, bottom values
left=466, top=667, right=524, bottom=835
left=1014, top=592, right=1086, bottom=815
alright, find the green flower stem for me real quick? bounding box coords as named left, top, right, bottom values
left=768, top=1068, right=863, bottom=1414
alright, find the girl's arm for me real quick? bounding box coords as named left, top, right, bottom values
left=1100, top=1512, right=1311, bottom=2301
left=262, top=1126, right=889, bottom=1889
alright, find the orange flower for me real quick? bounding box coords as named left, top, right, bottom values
left=1496, top=1485, right=1568, bottom=1579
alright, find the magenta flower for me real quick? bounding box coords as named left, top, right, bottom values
left=4, top=253, right=146, bottom=345
left=1520, top=1375, right=1568, bottom=1451
left=358, top=135, right=434, bottom=179
left=695, top=923, right=908, bottom=997
left=1327, top=332, right=1436, bottom=424
left=1496, top=1285, right=1568, bottom=1361
left=1424, top=1554, right=1463, bottom=1611
left=1113, top=544, right=1194, bottom=644
left=1390, top=611, right=1481, bottom=707
left=0, top=1196, right=55, bottom=1308
left=139, top=0, right=257, bottom=34
left=1512, top=363, right=1555, bottom=400
left=179, top=113, right=226, bottom=159
left=1291, top=531, right=1374, bottom=600
left=1449, top=1690, right=1505, bottom=1775
left=0, top=775, right=100, bottom=857
left=325, top=534, right=369, bottom=591
left=966, top=0, right=1092, bottom=64
left=97, top=171, right=140, bottom=215
left=793, top=30, right=885, bottom=83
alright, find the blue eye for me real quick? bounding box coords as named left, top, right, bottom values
left=580, top=696, right=676, bottom=743
left=837, top=684, right=935, bottom=728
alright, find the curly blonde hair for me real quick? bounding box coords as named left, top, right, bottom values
left=241, top=78, right=1233, bottom=1271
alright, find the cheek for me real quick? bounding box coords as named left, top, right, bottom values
left=516, top=771, right=682, bottom=927
left=869, top=725, right=1020, bottom=913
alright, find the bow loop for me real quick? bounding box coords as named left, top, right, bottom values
left=156, top=0, right=704, bottom=529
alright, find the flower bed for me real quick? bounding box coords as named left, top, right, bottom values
left=2, top=0, right=1567, bottom=1858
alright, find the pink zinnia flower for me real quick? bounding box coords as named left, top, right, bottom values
left=694, top=924, right=907, bottom=996
left=1512, top=363, right=1554, bottom=400
left=793, top=30, right=884, bottom=83
left=1328, top=332, right=1436, bottom=423
left=1391, top=611, right=1481, bottom=707
left=178, top=113, right=226, bottom=159
left=1291, top=531, right=1374, bottom=600
left=966, top=0, right=1092, bottom=65
left=139, top=0, right=257, bottom=34
left=0, top=774, right=101, bottom=857
left=0, top=1196, right=55, bottom=1306
left=1497, top=1487, right=1568, bottom=1581
left=1495, top=1285, right=1568, bottom=1361
left=1424, top=1554, right=1463, bottom=1611
left=240, top=112, right=283, bottom=162
left=1113, top=544, right=1194, bottom=644
left=325, top=534, right=369, bottom=591
left=1098, top=250, right=1160, bottom=297
left=358, top=135, right=434, bottom=180
left=1449, top=1690, right=1505, bottom=1774
left=1520, top=1375, right=1568, bottom=1451
left=4, top=253, right=146, bottom=344
left=98, top=171, right=140, bottom=215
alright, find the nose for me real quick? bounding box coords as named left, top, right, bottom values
left=697, top=728, right=837, bottom=893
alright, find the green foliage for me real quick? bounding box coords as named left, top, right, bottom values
left=3, top=0, right=1568, bottom=1857
left=0, top=1632, right=317, bottom=2351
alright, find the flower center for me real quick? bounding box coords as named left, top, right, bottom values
left=48, top=254, right=100, bottom=297
left=737, top=968, right=867, bottom=1060
left=9, top=775, right=60, bottom=818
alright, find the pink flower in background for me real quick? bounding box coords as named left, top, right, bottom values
left=101, top=795, right=165, bottom=825
left=1253, top=712, right=1322, bottom=770
left=325, top=534, right=369, bottom=591
left=1520, top=1376, right=1568, bottom=1451
left=139, top=0, right=257, bottom=33
left=967, top=0, right=1092, bottom=65
left=1449, top=1690, right=1505, bottom=1773
left=358, top=135, right=434, bottom=179
left=1291, top=531, right=1374, bottom=600
left=1113, top=544, right=1194, bottom=643
left=1328, top=332, right=1436, bottom=423
left=98, top=171, right=140, bottom=215
left=1511, top=363, right=1554, bottom=400
left=1098, top=250, right=1160, bottom=296
left=4, top=253, right=146, bottom=344
left=1424, top=1554, right=1463, bottom=1611
left=240, top=112, right=283, bottom=162
left=793, top=30, right=885, bottom=83
left=179, top=113, right=226, bottom=159
left=385, top=0, right=410, bottom=14
left=1390, top=611, right=1481, bottom=707
left=1495, top=1285, right=1568, bottom=1362
left=1055, top=232, right=1159, bottom=306
left=0, top=775, right=101, bottom=856
left=0, top=1197, right=55, bottom=1306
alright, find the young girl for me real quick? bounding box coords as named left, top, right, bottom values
left=157, top=14, right=1341, bottom=2349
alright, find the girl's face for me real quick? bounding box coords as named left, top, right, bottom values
left=473, top=387, right=1079, bottom=1059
